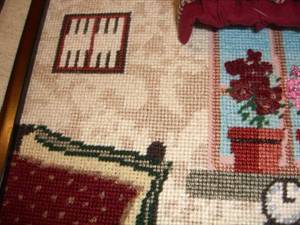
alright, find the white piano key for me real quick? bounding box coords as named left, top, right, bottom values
left=68, top=18, right=78, bottom=34
left=77, top=51, right=86, bottom=67
left=115, top=17, right=124, bottom=35
left=98, top=18, right=106, bottom=34
left=108, top=51, right=117, bottom=68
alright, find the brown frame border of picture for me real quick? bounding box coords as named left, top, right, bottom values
left=0, top=0, right=49, bottom=184
left=0, top=0, right=5, bottom=12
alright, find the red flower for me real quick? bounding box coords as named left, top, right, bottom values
left=254, top=87, right=282, bottom=115
left=259, top=62, right=273, bottom=75
left=246, top=76, right=270, bottom=91
left=242, top=62, right=272, bottom=78
left=226, top=49, right=282, bottom=117
left=229, top=79, right=252, bottom=102
left=225, top=50, right=273, bottom=78
left=247, top=49, right=262, bottom=63
left=229, top=76, right=270, bottom=102
left=225, top=59, right=246, bottom=76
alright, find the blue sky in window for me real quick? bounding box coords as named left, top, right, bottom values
left=219, top=28, right=271, bottom=85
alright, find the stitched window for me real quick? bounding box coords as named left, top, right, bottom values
left=210, top=29, right=300, bottom=172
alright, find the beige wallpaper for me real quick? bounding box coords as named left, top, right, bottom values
left=16, top=1, right=267, bottom=224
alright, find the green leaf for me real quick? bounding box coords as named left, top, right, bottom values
left=297, top=111, right=300, bottom=115
left=238, top=100, right=251, bottom=113
left=241, top=112, right=250, bottom=121
left=249, top=101, right=257, bottom=110
left=250, top=116, right=258, bottom=125
left=257, top=116, right=265, bottom=123
left=226, top=88, right=233, bottom=93
left=288, top=102, right=294, bottom=108
left=249, top=115, right=266, bottom=128
left=257, top=118, right=266, bottom=128
left=264, top=120, right=270, bottom=126
left=280, top=103, right=286, bottom=108
left=279, top=114, right=284, bottom=119
left=274, top=110, right=279, bottom=115
left=238, top=107, right=245, bottom=114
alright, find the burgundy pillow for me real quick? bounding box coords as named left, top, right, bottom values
left=178, top=0, right=300, bottom=44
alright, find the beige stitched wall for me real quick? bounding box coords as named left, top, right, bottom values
left=0, top=0, right=31, bottom=109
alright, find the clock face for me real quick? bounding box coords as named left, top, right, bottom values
left=262, top=179, right=300, bottom=225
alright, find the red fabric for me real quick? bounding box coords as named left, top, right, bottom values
left=0, top=155, right=138, bottom=225
left=178, top=0, right=300, bottom=44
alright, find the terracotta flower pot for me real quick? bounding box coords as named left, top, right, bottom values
left=228, top=127, right=284, bottom=174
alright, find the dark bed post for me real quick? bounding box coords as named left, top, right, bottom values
left=0, top=0, right=47, bottom=182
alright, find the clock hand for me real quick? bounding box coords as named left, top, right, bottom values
left=282, top=181, right=296, bottom=203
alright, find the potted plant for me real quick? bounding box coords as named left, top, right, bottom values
left=226, top=49, right=284, bottom=174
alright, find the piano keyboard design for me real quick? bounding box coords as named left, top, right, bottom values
left=53, top=13, right=131, bottom=73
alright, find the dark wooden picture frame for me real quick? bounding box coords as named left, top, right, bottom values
left=0, top=0, right=5, bottom=13
left=0, top=0, right=48, bottom=184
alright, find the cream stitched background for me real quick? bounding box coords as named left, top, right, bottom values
left=1, top=1, right=287, bottom=224
left=18, top=1, right=266, bottom=224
